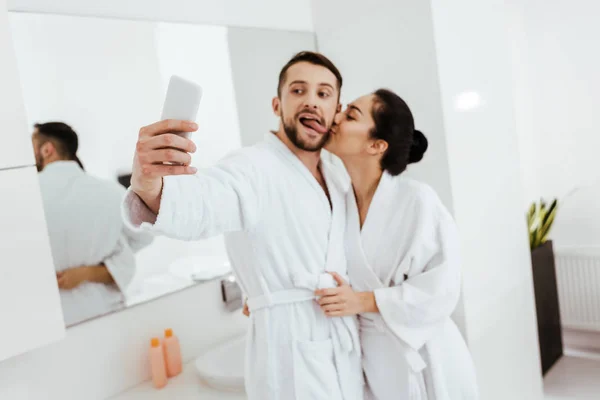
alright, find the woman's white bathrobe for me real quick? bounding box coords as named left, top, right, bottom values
left=345, top=172, right=478, bottom=400
left=123, top=133, right=363, bottom=400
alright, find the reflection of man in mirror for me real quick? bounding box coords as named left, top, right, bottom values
left=32, top=122, right=154, bottom=326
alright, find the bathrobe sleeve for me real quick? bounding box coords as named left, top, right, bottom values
left=373, top=189, right=462, bottom=351
left=122, top=150, right=263, bottom=241
left=102, top=234, right=137, bottom=292
left=122, top=220, right=155, bottom=253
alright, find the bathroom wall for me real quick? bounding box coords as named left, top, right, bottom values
left=504, top=0, right=541, bottom=208
left=0, top=0, right=65, bottom=363
left=312, top=1, right=544, bottom=399
left=0, top=1, right=313, bottom=398
left=506, top=0, right=600, bottom=249
left=429, top=1, right=543, bottom=397
left=6, top=0, right=314, bottom=32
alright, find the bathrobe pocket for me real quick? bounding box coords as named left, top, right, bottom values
left=293, top=338, right=343, bottom=400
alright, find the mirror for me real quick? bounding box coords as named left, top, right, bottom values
left=9, top=11, right=316, bottom=327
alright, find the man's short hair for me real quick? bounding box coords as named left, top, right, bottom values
left=34, top=122, right=79, bottom=158
left=277, top=51, right=343, bottom=98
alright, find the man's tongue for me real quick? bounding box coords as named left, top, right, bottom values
left=303, top=119, right=327, bottom=134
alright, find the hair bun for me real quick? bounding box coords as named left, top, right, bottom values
left=408, top=130, right=428, bottom=164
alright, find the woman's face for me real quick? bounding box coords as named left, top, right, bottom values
left=325, top=94, right=384, bottom=159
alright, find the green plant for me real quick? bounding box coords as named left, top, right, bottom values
left=527, top=198, right=558, bottom=250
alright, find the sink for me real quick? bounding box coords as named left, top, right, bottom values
left=195, top=336, right=246, bottom=392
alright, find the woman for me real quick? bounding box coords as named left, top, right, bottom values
left=316, top=89, right=478, bottom=399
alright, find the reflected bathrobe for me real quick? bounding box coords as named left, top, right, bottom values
left=38, top=161, right=153, bottom=326
left=345, top=172, right=478, bottom=400
left=123, top=133, right=363, bottom=400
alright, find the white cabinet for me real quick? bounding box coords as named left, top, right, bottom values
left=0, top=166, right=65, bottom=362
left=0, top=1, right=35, bottom=170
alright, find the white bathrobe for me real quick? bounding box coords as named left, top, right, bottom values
left=123, top=133, right=364, bottom=400
left=345, top=172, right=478, bottom=400
left=38, top=161, right=153, bottom=326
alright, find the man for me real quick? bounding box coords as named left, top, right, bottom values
left=122, top=52, right=363, bottom=399
left=33, top=122, right=153, bottom=326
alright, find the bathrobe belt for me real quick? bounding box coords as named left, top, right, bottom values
left=246, top=272, right=359, bottom=354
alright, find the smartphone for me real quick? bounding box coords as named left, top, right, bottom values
left=160, top=75, right=203, bottom=139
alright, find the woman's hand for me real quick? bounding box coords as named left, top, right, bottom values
left=315, top=272, right=378, bottom=317
left=56, top=266, right=91, bottom=290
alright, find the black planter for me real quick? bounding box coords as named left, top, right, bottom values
left=531, top=240, right=564, bottom=375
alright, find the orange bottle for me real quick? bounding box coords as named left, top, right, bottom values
left=163, top=328, right=182, bottom=377
left=150, top=338, right=168, bottom=389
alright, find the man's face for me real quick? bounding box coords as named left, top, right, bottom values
left=31, top=131, right=44, bottom=172
left=273, top=62, right=340, bottom=152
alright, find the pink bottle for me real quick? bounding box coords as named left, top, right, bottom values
left=163, top=328, right=182, bottom=377
left=150, top=338, right=168, bottom=389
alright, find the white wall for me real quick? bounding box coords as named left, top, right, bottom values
left=505, top=0, right=542, bottom=208
left=0, top=3, right=33, bottom=168
left=507, top=0, right=600, bottom=249
left=0, top=0, right=65, bottom=363
left=313, top=0, right=544, bottom=399
left=430, top=1, right=543, bottom=397
left=7, top=0, right=314, bottom=32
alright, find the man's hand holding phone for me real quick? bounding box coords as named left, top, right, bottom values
left=130, top=119, right=198, bottom=214
left=130, top=75, right=203, bottom=214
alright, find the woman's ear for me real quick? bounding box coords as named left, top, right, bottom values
left=369, top=139, right=388, bottom=156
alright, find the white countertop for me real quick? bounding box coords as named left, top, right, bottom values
left=109, top=360, right=247, bottom=400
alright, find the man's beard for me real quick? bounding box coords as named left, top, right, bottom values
left=282, top=111, right=330, bottom=152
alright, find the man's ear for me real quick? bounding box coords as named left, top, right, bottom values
left=272, top=97, right=281, bottom=117
left=41, top=141, right=55, bottom=157
left=336, top=103, right=342, bottom=113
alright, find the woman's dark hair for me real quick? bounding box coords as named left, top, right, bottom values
left=34, top=122, right=84, bottom=170
left=370, top=89, right=428, bottom=176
